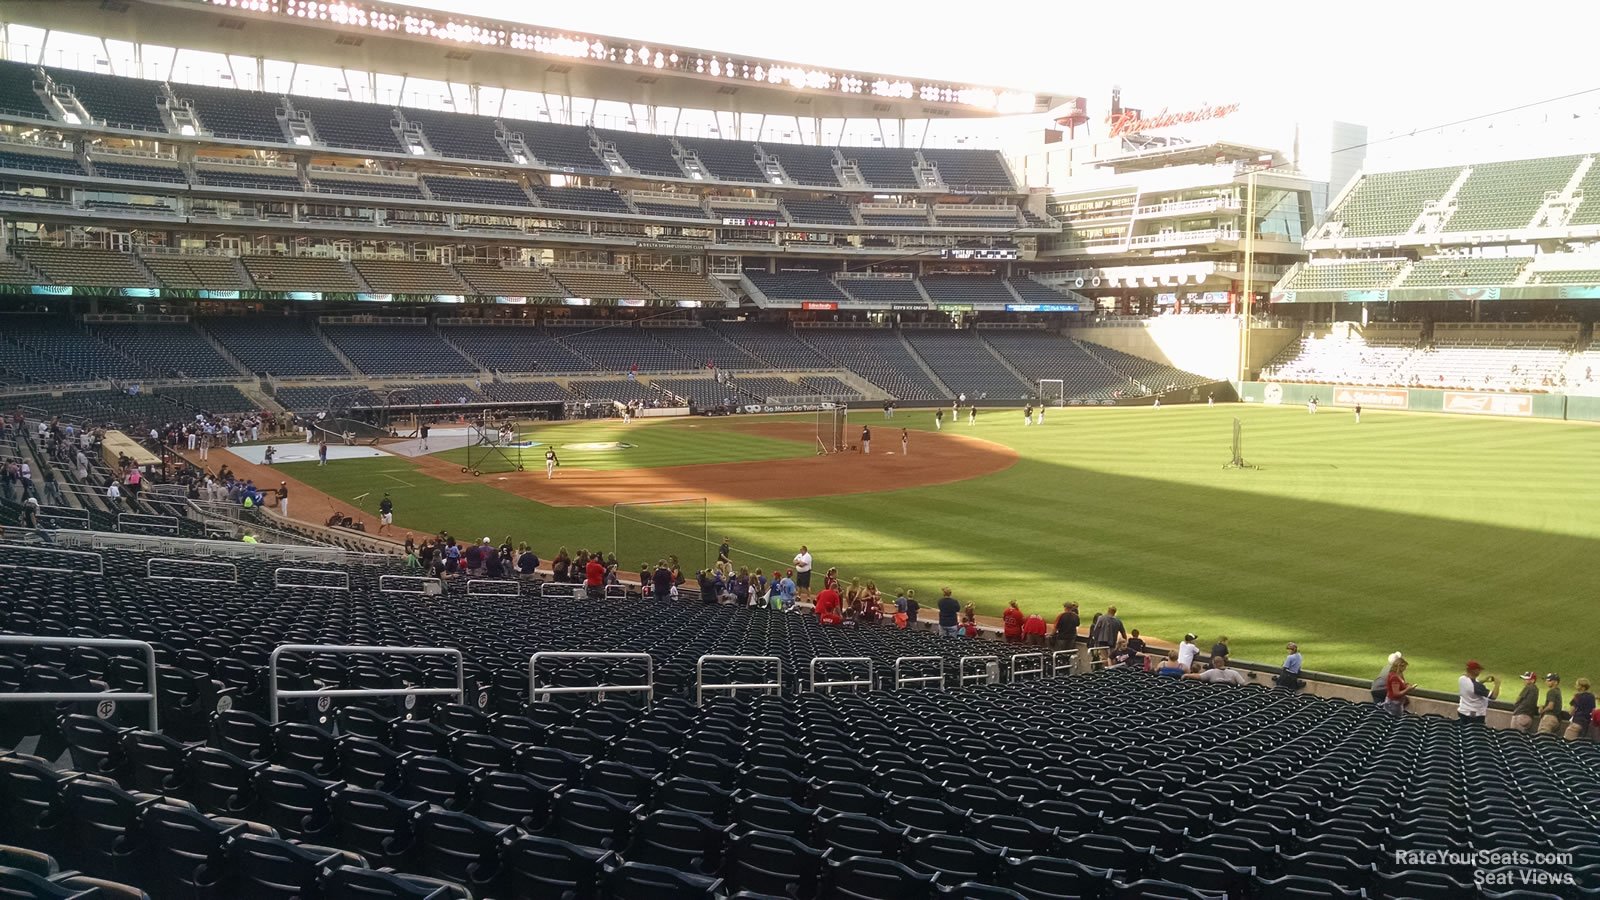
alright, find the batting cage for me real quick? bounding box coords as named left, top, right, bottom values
left=815, top=403, right=848, bottom=454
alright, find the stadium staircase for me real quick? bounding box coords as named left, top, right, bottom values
left=1072, top=340, right=1148, bottom=392
left=1408, top=166, right=1474, bottom=236
left=432, top=325, right=493, bottom=380
left=194, top=326, right=257, bottom=381
left=309, top=324, right=364, bottom=377
left=1533, top=155, right=1596, bottom=228
left=893, top=329, right=956, bottom=399
left=973, top=333, right=1037, bottom=386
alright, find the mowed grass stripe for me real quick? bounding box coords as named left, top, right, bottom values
left=281, top=405, right=1600, bottom=691
left=427, top=418, right=815, bottom=473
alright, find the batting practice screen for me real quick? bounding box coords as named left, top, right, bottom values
left=612, top=498, right=710, bottom=573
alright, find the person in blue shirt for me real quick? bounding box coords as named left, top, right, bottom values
left=1276, top=642, right=1304, bottom=690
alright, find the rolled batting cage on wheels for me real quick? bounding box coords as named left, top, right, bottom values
left=815, top=403, right=848, bottom=454
left=612, top=498, right=710, bottom=572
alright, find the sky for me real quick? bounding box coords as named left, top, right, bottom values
left=397, top=0, right=1600, bottom=166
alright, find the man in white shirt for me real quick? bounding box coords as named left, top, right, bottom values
left=792, top=545, right=813, bottom=602
left=105, top=482, right=121, bottom=505
left=1457, top=660, right=1498, bottom=724
left=1177, top=633, right=1201, bottom=672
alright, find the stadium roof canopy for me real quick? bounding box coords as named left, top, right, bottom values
left=17, top=0, right=1069, bottom=120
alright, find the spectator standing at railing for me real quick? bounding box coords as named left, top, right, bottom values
left=1052, top=602, right=1080, bottom=650
left=937, top=587, right=960, bottom=638
left=1510, top=671, right=1540, bottom=731
left=1382, top=658, right=1416, bottom=714
left=1002, top=601, right=1025, bottom=643
left=1276, top=643, right=1304, bottom=690
left=1023, top=612, right=1047, bottom=647
left=1456, top=661, right=1497, bottom=724
left=1567, top=679, right=1594, bottom=740
left=651, top=559, right=673, bottom=602
left=1538, top=674, right=1565, bottom=736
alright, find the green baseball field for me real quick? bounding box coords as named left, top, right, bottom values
left=276, top=404, right=1600, bottom=691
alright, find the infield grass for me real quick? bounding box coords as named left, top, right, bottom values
left=278, top=404, right=1600, bottom=692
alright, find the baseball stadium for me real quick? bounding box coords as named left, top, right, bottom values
left=0, top=1, right=1597, bottom=897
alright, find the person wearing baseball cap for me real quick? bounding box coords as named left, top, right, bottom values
left=1276, top=642, right=1304, bottom=691
left=1538, top=673, right=1564, bottom=735
left=1510, top=671, right=1541, bottom=732
left=1177, top=634, right=1201, bottom=673
left=1457, top=660, right=1499, bottom=724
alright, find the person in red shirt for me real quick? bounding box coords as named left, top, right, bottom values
left=584, top=555, right=607, bottom=601
left=1002, top=600, right=1026, bottom=643
left=815, top=584, right=843, bottom=626
left=1023, top=612, right=1047, bottom=646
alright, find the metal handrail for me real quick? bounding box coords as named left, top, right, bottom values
left=466, top=579, right=520, bottom=598
left=118, top=512, right=179, bottom=535
left=529, top=651, right=654, bottom=705
left=274, top=567, right=350, bottom=592
left=959, top=655, right=1000, bottom=687
left=540, top=581, right=580, bottom=599
left=695, top=654, right=781, bottom=706
left=0, top=543, right=104, bottom=575
left=0, top=635, right=158, bottom=730
left=893, top=655, right=945, bottom=690
left=146, top=557, right=237, bottom=584
left=1009, top=652, right=1045, bottom=682
left=807, top=656, right=874, bottom=693
left=267, top=643, right=464, bottom=724
left=1050, top=649, right=1080, bottom=677
left=377, top=575, right=438, bottom=595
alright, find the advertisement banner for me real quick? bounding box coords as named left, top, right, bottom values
left=1442, top=392, right=1532, bottom=416
left=1332, top=387, right=1408, bottom=409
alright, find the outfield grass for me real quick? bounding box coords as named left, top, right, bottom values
left=428, top=418, right=815, bottom=472
left=279, top=405, right=1600, bottom=692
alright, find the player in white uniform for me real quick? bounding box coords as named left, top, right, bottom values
left=545, top=449, right=559, bottom=479
left=901, top=429, right=909, bottom=456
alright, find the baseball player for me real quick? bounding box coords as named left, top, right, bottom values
left=861, top=425, right=871, bottom=454
left=934, top=409, right=943, bottom=431
left=901, top=429, right=909, bottom=456
left=378, top=493, right=394, bottom=535
left=545, top=448, right=559, bottom=479
left=1024, top=404, right=1033, bottom=426
left=969, top=404, right=976, bottom=425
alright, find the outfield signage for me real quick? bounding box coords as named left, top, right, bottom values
left=1106, top=101, right=1240, bottom=137
left=1005, top=303, right=1077, bottom=312
left=1333, top=387, right=1408, bottom=409
left=801, top=301, right=838, bottom=310
left=1442, top=392, right=1532, bottom=417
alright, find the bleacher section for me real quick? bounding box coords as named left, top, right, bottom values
left=836, top=278, right=925, bottom=305
left=0, top=146, right=84, bottom=175
left=1400, top=257, right=1528, bottom=288
left=5, top=319, right=150, bottom=379
left=652, top=376, right=740, bottom=407
left=172, top=83, right=288, bottom=143
left=901, top=329, right=1030, bottom=398
left=984, top=331, right=1130, bottom=399
left=632, top=201, right=711, bottom=220
left=442, top=325, right=577, bottom=373
left=1282, top=259, right=1405, bottom=292
left=194, top=163, right=303, bottom=192
left=551, top=326, right=691, bottom=372
left=1568, top=163, right=1600, bottom=226
left=10, top=543, right=1571, bottom=900
left=481, top=381, right=575, bottom=403
left=721, top=374, right=809, bottom=402
left=18, top=247, right=154, bottom=288
left=846, top=147, right=919, bottom=189
left=707, top=322, right=834, bottom=369
left=1005, top=277, right=1075, bottom=305
left=90, top=323, right=241, bottom=379
left=1084, top=342, right=1214, bottom=393
left=204, top=318, right=351, bottom=377
left=1324, top=166, right=1462, bottom=238
left=859, top=208, right=930, bottom=228
left=0, top=60, right=52, bottom=119
left=531, top=185, right=632, bottom=214
left=512, top=120, right=606, bottom=174
left=921, top=148, right=1014, bottom=192
left=550, top=270, right=654, bottom=302
left=421, top=175, right=532, bottom=206
left=570, top=378, right=666, bottom=403
left=138, top=254, right=250, bottom=291
left=781, top=197, right=855, bottom=226
left=633, top=272, right=729, bottom=304
left=922, top=275, right=1016, bottom=307
left=1444, top=156, right=1583, bottom=232
left=1529, top=267, right=1600, bottom=285
left=320, top=324, right=478, bottom=375
left=0, top=255, right=37, bottom=285
left=647, top=327, right=764, bottom=370
left=594, top=128, right=685, bottom=179
left=766, top=144, right=841, bottom=186
left=402, top=107, right=510, bottom=161
left=745, top=271, right=851, bottom=305
left=451, top=262, right=570, bottom=299
left=307, top=174, right=425, bottom=199
left=804, top=328, right=947, bottom=399
left=90, top=158, right=187, bottom=184
left=272, top=383, right=378, bottom=412
left=350, top=258, right=469, bottom=295
left=238, top=256, right=362, bottom=293
left=677, top=137, right=767, bottom=183
left=45, top=66, right=168, bottom=132
left=1397, top=338, right=1571, bottom=392
left=799, top=374, right=865, bottom=399
left=292, top=96, right=405, bottom=154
